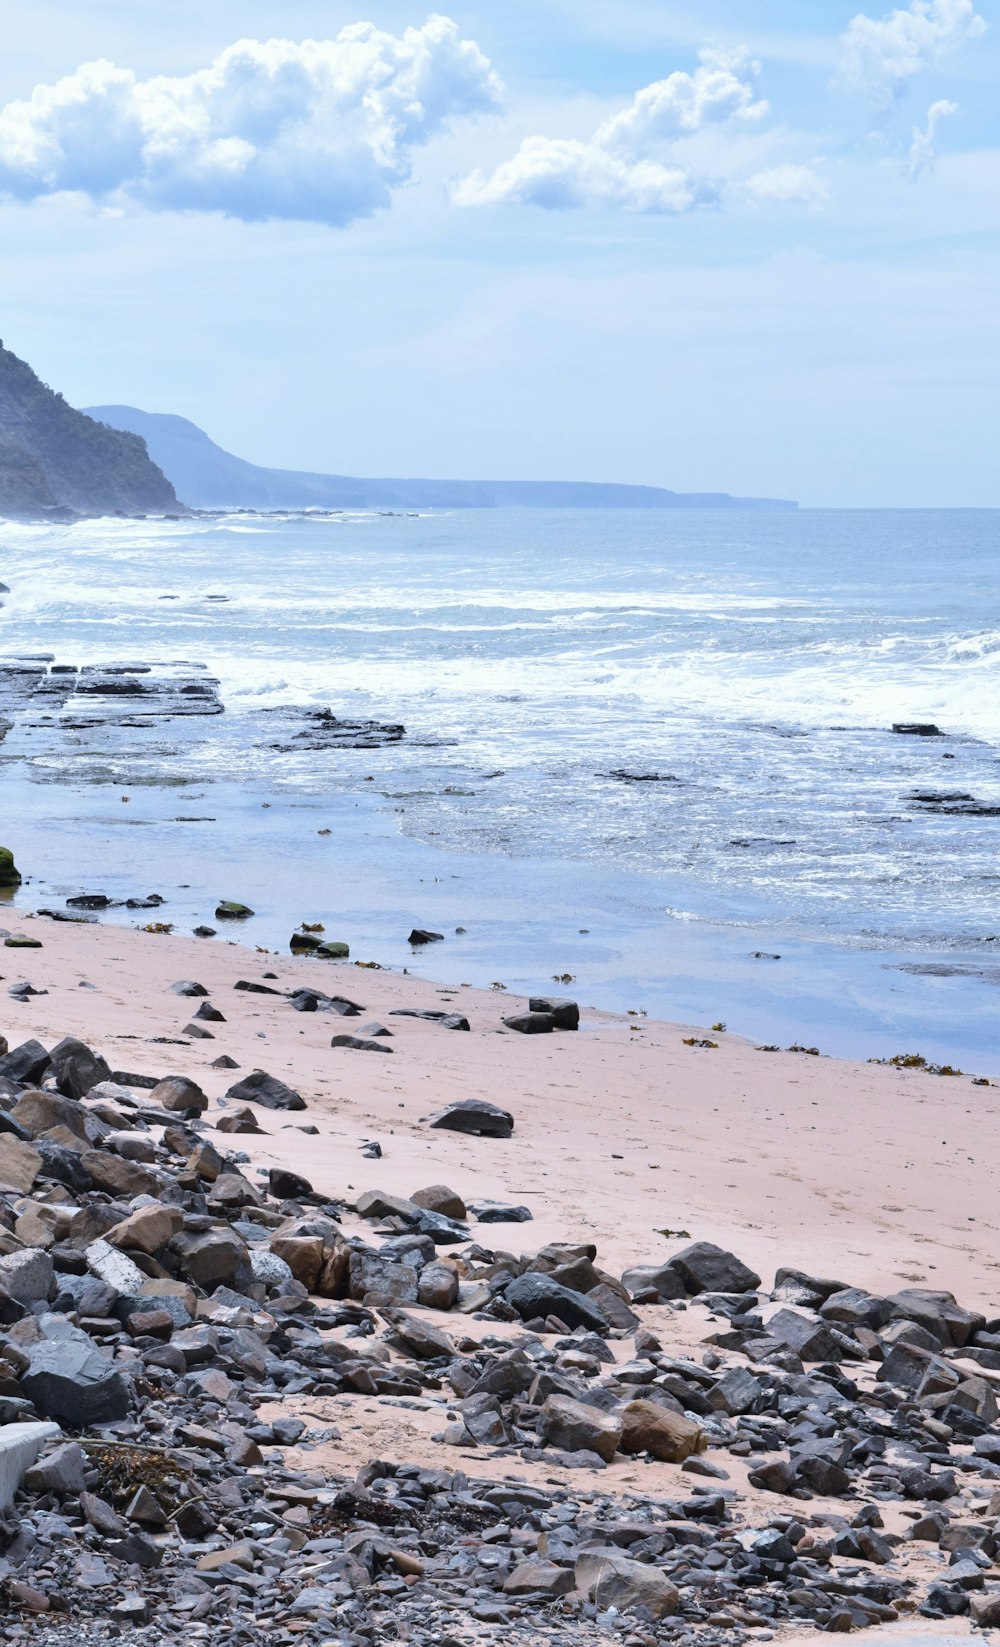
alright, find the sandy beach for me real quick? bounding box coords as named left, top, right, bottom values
left=2, top=912, right=996, bottom=1310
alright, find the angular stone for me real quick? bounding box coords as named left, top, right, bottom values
left=24, top=1440, right=86, bottom=1496
left=270, top=1235, right=325, bottom=1291
left=11, top=1089, right=91, bottom=1143
left=48, top=1036, right=111, bottom=1101
left=670, top=1241, right=761, bottom=1294
left=86, top=1239, right=146, bottom=1298
left=21, top=1318, right=130, bottom=1425
left=411, top=1183, right=467, bottom=1219
left=528, top=996, right=580, bottom=1030
left=106, top=1203, right=183, bottom=1256
left=0, top=1039, right=51, bottom=1086
left=382, top=1309, right=455, bottom=1360
left=215, top=1107, right=263, bottom=1134
left=538, top=1394, right=622, bottom=1462
left=0, top=1133, right=43, bottom=1193
left=418, top=1260, right=459, bottom=1310
left=349, top=1249, right=419, bottom=1305
left=506, top=1272, right=609, bottom=1335
left=766, top=1307, right=844, bottom=1363
left=889, top=1287, right=986, bottom=1348
left=80, top=1150, right=161, bottom=1198
left=619, top=1399, right=706, bottom=1462
left=0, top=1247, right=54, bottom=1305
left=172, top=1228, right=251, bottom=1291
left=503, top=1011, right=554, bottom=1034
left=268, top=1165, right=314, bottom=1199
left=504, top=1559, right=574, bottom=1596
left=621, top=1260, right=688, bottom=1302
left=151, top=1076, right=208, bottom=1115
left=426, top=1098, right=513, bottom=1138
left=575, top=1551, right=679, bottom=1620
left=225, top=1071, right=306, bottom=1111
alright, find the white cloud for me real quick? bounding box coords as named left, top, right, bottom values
left=454, top=46, right=767, bottom=214
left=909, top=97, right=959, bottom=175
left=839, top=0, right=986, bottom=103
left=744, top=164, right=828, bottom=205
left=0, top=15, right=502, bottom=225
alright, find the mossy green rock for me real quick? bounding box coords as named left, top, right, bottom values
left=0, top=847, right=21, bottom=887
left=216, top=901, right=254, bottom=920
left=4, top=935, right=41, bottom=948
left=317, top=941, right=350, bottom=959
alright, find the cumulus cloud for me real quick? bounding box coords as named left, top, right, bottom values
left=839, top=0, right=986, bottom=103
left=744, top=163, right=828, bottom=205
left=908, top=97, right=958, bottom=174
left=0, top=15, right=502, bottom=225
left=454, top=46, right=767, bottom=214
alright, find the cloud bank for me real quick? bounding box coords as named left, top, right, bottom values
left=0, top=15, right=502, bottom=225
left=839, top=0, right=986, bottom=103
left=908, top=97, right=958, bottom=175
left=454, top=47, right=773, bottom=214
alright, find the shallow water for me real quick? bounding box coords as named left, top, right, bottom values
left=1, top=507, right=998, bottom=1068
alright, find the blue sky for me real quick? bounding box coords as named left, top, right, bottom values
left=2, top=0, right=998, bottom=505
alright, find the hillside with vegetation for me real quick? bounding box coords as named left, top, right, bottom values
left=0, top=342, right=181, bottom=518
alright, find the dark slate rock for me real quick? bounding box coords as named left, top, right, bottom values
left=505, top=1273, right=610, bottom=1335
left=224, top=1070, right=306, bottom=1111
left=427, top=1099, right=514, bottom=1138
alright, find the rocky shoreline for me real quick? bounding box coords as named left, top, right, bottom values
left=1, top=959, right=1000, bottom=1645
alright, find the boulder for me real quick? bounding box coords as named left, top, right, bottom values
left=0, top=1248, right=54, bottom=1305
left=20, top=1317, right=130, bottom=1426
left=503, top=1012, right=554, bottom=1035
left=268, top=1166, right=314, bottom=1200
left=169, top=980, right=208, bottom=997
left=171, top=1229, right=251, bottom=1292
left=0, top=1040, right=51, bottom=1086
left=79, top=1151, right=161, bottom=1199
left=269, top=1236, right=325, bottom=1291
left=766, top=1307, right=845, bottom=1363
left=505, top=1272, right=609, bottom=1335
left=537, top=1394, right=622, bottom=1463
left=349, top=1250, right=419, bottom=1305
left=151, top=1076, right=208, bottom=1115
left=411, top=1183, right=467, bottom=1220
left=224, top=1071, right=306, bottom=1111
left=504, top=1560, right=575, bottom=1597
left=889, top=1287, right=985, bottom=1348
left=382, top=1309, right=456, bottom=1360
left=621, top=1261, right=688, bottom=1302
left=418, top=1261, right=460, bottom=1310
left=619, top=1400, right=706, bottom=1462
left=216, top=901, right=254, bottom=919
left=408, top=929, right=443, bottom=944
left=11, top=1089, right=92, bottom=1143
left=575, top=1551, right=679, bottom=1620
left=216, top=1107, right=263, bottom=1134
left=0, top=1133, right=43, bottom=1194
left=48, top=1037, right=111, bottom=1101
left=427, top=1099, right=513, bottom=1138
left=106, top=1204, right=183, bottom=1257
left=670, top=1241, right=761, bottom=1295
left=24, top=1441, right=87, bottom=1496
left=0, top=846, right=21, bottom=887
left=528, top=996, right=580, bottom=1030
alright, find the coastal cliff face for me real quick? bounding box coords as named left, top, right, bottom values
left=0, top=342, right=181, bottom=519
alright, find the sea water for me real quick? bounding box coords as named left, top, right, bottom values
left=1, top=506, right=998, bottom=1069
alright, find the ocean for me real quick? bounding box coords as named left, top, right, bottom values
left=1, top=505, right=998, bottom=1070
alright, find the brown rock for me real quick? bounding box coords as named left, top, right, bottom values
left=0, top=1134, right=43, bottom=1194
left=619, top=1399, right=706, bottom=1463
left=411, top=1183, right=467, bottom=1220
left=79, top=1151, right=161, bottom=1199
left=151, top=1076, right=208, bottom=1115
left=106, top=1204, right=183, bottom=1256
left=269, top=1235, right=325, bottom=1291
left=537, top=1394, right=622, bottom=1462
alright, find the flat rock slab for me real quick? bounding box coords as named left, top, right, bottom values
left=427, top=1099, right=514, bottom=1138
left=0, top=1421, right=62, bottom=1511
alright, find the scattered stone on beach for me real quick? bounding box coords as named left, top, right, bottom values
left=150, top=1075, right=208, bottom=1115
left=330, top=1033, right=394, bottom=1053
left=215, top=900, right=254, bottom=920
left=427, top=1098, right=514, bottom=1137
left=223, top=1070, right=306, bottom=1110
left=529, top=995, right=580, bottom=1029
left=168, top=979, right=209, bottom=997
left=4, top=934, right=42, bottom=949
left=411, top=1183, right=467, bottom=1219
left=390, top=1008, right=471, bottom=1030
left=503, top=1010, right=554, bottom=1034
left=408, top=927, right=444, bottom=944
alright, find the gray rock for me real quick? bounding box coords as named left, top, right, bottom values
left=505, top=1272, right=610, bottom=1334
left=24, top=1440, right=87, bottom=1496
left=670, top=1241, right=762, bottom=1294
left=538, top=1395, right=622, bottom=1463
left=0, top=1038, right=51, bottom=1086
left=224, top=1070, right=306, bottom=1111
left=575, top=1550, right=680, bottom=1619
left=48, top=1036, right=112, bottom=1100
left=20, top=1317, right=130, bottom=1425
left=427, top=1098, right=514, bottom=1138
left=0, top=1247, right=54, bottom=1305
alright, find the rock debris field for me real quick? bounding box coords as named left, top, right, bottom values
left=0, top=976, right=999, bottom=1644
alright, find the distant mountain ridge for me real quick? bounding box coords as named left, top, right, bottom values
left=85, top=405, right=798, bottom=512
left=0, top=346, right=179, bottom=519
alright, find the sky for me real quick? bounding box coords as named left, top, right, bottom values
left=1, top=0, right=998, bottom=506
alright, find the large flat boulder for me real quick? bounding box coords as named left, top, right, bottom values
left=224, top=1071, right=306, bottom=1112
